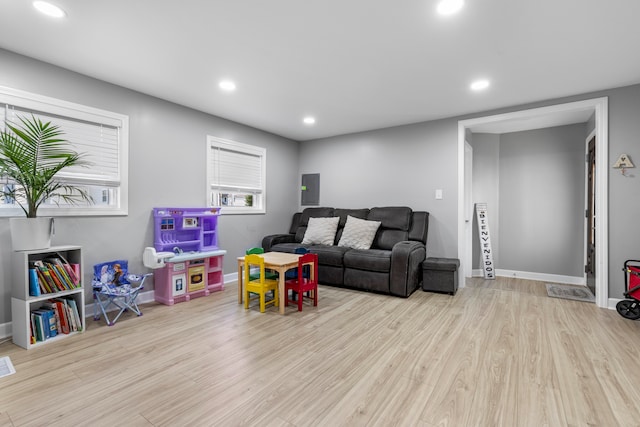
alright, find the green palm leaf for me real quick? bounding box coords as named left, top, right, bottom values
left=0, top=115, right=93, bottom=217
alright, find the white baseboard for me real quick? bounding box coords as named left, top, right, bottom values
left=0, top=322, right=11, bottom=340
left=608, top=298, right=622, bottom=310
left=471, top=268, right=585, bottom=286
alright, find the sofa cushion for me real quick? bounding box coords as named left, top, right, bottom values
left=334, top=208, right=370, bottom=227
left=368, top=206, right=412, bottom=250
left=343, top=249, right=391, bottom=273
left=338, top=215, right=381, bottom=250
left=308, top=245, right=351, bottom=267
left=300, top=207, right=334, bottom=226
left=375, top=230, right=409, bottom=250
left=301, top=217, right=340, bottom=245
left=368, top=206, right=412, bottom=230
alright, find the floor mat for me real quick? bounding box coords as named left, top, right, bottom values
left=546, top=283, right=595, bottom=303
left=0, top=356, right=15, bottom=378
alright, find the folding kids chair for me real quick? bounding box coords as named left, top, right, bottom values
left=92, top=260, right=152, bottom=326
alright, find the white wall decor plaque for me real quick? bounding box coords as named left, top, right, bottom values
left=475, top=203, right=495, bottom=280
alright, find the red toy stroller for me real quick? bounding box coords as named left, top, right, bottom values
left=616, top=260, right=640, bottom=320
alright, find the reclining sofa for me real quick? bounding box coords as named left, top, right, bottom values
left=262, top=206, right=429, bottom=297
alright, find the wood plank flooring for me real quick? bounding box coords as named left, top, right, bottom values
left=2, top=277, right=640, bottom=426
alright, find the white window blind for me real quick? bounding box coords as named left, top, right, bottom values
left=0, top=85, right=129, bottom=216
left=210, top=147, right=262, bottom=191
left=207, top=136, right=266, bottom=214
left=4, top=106, right=120, bottom=185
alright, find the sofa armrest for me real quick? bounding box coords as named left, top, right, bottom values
left=390, top=241, right=426, bottom=297
left=261, top=234, right=296, bottom=252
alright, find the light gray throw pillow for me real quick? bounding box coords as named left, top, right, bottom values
left=301, top=216, right=340, bottom=245
left=337, top=215, right=381, bottom=250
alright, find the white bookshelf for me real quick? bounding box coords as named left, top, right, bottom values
left=11, top=245, right=85, bottom=349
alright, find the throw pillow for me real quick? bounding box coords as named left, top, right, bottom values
left=301, top=216, right=340, bottom=245
left=338, top=215, right=381, bottom=250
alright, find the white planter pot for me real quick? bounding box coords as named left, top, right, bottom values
left=9, top=217, right=55, bottom=251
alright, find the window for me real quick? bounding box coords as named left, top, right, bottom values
left=0, top=86, right=128, bottom=216
left=207, top=136, right=266, bottom=214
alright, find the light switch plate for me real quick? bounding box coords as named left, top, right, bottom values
left=435, top=189, right=443, bottom=200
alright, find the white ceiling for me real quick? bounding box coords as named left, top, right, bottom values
left=1, top=0, right=639, bottom=141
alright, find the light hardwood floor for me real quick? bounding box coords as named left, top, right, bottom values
left=2, top=277, right=640, bottom=426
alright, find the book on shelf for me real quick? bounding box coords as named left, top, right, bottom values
left=40, top=301, right=63, bottom=335
left=34, top=308, right=57, bottom=338
left=34, top=267, right=51, bottom=294
left=44, top=257, right=76, bottom=288
left=31, top=312, right=46, bottom=342
left=32, top=297, right=81, bottom=341
left=31, top=259, right=80, bottom=294
left=67, top=298, right=82, bottom=331
left=47, top=264, right=67, bottom=291
left=53, top=300, right=70, bottom=335
left=52, top=297, right=81, bottom=332
left=29, top=268, right=41, bottom=297
left=49, top=253, right=80, bottom=285
left=33, top=261, right=60, bottom=292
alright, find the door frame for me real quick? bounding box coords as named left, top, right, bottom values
left=457, top=97, right=609, bottom=307
left=584, top=129, right=597, bottom=294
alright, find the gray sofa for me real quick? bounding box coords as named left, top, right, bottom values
left=262, top=206, right=429, bottom=297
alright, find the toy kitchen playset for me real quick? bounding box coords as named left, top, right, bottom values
left=144, top=207, right=226, bottom=305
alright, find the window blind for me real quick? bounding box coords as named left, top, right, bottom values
left=4, top=105, right=120, bottom=185
left=210, top=146, right=263, bottom=192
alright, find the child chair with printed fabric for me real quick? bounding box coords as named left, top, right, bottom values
left=244, top=254, right=279, bottom=313
left=92, top=260, right=152, bottom=326
left=285, top=253, right=318, bottom=311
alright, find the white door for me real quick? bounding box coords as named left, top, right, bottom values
left=464, top=141, right=473, bottom=278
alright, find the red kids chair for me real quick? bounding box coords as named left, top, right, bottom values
left=284, top=253, right=318, bottom=311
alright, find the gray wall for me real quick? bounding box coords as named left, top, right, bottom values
left=298, top=119, right=459, bottom=259
left=0, top=49, right=300, bottom=324
left=497, top=124, right=586, bottom=277
left=470, top=133, right=500, bottom=269
left=301, top=84, right=640, bottom=300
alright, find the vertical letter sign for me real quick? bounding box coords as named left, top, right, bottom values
left=475, top=203, right=495, bottom=279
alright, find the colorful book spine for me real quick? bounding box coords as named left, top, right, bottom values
left=41, top=302, right=62, bottom=335
left=50, top=299, right=70, bottom=334
left=65, top=298, right=82, bottom=331
left=29, top=268, right=41, bottom=297
left=32, top=312, right=46, bottom=342
left=34, top=262, right=58, bottom=293
left=54, top=253, right=81, bottom=286
left=35, top=268, right=51, bottom=293
left=45, top=263, right=67, bottom=291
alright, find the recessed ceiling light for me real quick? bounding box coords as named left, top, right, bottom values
left=33, top=1, right=66, bottom=18
left=470, top=79, right=490, bottom=91
left=303, top=117, right=316, bottom=125
left=219, top=80, right=236, bottom=91
left=437, top=0, right=464, bottom=15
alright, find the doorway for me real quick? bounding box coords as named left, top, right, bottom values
left=457, top=97, right=609, bottom=307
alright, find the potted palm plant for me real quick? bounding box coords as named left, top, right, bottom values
left=0, top=114, right=92, bottom=250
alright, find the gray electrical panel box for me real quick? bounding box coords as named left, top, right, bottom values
left=301, top=174, right=320, bottom=206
